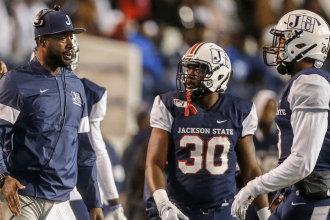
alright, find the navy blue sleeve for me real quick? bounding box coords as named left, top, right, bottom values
left=76, top=91, right=102, bottom=211
left=0, top=73, right=21, bottom=174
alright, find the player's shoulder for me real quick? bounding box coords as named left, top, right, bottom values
left=80, top=78, right=106, bottom=105
left=220, top=93, right=254, bottom=112
left=294, top=67, right=330, bottom=83
left=157, top=91, right=186, bottom=107
left=80, top=78, right=106, bottom=94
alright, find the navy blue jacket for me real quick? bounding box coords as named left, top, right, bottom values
left=0, top=58, right=102, bottom=210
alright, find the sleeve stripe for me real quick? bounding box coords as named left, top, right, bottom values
left=0, top=103, right=20, bottom=124
left=78, top=116, right=90, bottom=133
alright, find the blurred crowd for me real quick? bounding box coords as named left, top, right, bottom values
left=2, top=0, right=330, bottom=219
left=2, top=0, right=330, bottom=102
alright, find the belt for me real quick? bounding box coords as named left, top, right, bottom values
left=178, top=199, right=232, bottom=215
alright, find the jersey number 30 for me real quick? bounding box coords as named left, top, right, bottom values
left=178, top=135, right=230, bottom=175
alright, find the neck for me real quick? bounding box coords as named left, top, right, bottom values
left=290, top=61, right=314, bottom=78
left=194, top=92, right=219, bottom=110
left=36, top=52, right=61, bottom=75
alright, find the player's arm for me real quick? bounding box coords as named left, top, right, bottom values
left=232, top=74, right=330, bottom=220
left=0, top=61, right=7, bottom=79
left=145, top=95, right=188, bottom=220
left=0, top=73, right=25, bottom=217
left=146, top=128, right=188, bottom=220
left=146, top=127, right=168, bottom=193
left=235, top=135, right=270, bottom=220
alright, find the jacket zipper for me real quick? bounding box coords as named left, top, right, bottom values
left=55, top=74, right=63, bottom=116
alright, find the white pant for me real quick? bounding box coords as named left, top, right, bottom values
left=0, top=191, right=65, bottom=220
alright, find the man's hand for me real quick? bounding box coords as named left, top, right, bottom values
left=231, top=186, right=255, bottom=220
left=2, top=176, right=25, bottom=216
left=0, top=61, right=7, bottom=79
left=157, top=201, right=189, bottom=220
left=110, top=204, right=127, bottom=220
left=90, top=207, right=104, bottom=220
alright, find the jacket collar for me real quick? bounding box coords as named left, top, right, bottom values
left=29, top=56, right=64, bottom=77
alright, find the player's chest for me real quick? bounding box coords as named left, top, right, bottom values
left=173, top=110, right=238, bottom=134
left=275, top=90, right=292, bottom=125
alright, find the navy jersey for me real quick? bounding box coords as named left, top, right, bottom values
left=150, top=91, right=257, bottom=208
left=80, top=78, right=106, bottom=117
left=276, top=67, right=330, bottom=170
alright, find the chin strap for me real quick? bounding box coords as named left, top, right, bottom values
left=185, top=90, right=198, bottom=116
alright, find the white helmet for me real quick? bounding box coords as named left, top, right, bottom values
left=263, top=10, right=330, bottom=74
left=176, top=42, right=232, bottom=97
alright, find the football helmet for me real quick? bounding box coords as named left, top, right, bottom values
left=67, top=34, right=79, bottom=72
left=176, top=42, right=232, bottom=98
left=263, top=10, right=330, bottom=74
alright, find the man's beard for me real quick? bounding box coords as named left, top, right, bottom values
left=46, top=49, right=70, bottom=68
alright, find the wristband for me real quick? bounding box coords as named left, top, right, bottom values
left=153, top=189, right=169, bottom=205
left=110, top=204, right=122, bottom=212
left=257, top=207, right=271, bottom=220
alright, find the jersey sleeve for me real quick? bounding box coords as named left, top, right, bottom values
left=90, top=120, right=119, bottom=200
left=247, top=109, right=328, bottom=196
left=246, top=74, right=330, bottom=197
left=0, top=73, right=21, bottom=174
left=150, top=95, right=174, bottom=133
left=241, top=103, right=258, bottom=137
left=89, top=90, right=107, bottom=122
left=288, top=74, right=330, bottom=111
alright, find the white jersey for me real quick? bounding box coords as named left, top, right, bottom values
left=249, top=68, right=330, bottom=195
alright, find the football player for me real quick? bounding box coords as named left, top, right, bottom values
left=146, top=42, right=270, bottom=220
left=231, top=10, right=330, bottom=220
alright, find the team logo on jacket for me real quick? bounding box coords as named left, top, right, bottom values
left=71, top=91, right=82, bottom=107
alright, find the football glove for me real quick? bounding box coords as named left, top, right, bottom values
left=110, top=204, right=127, bottom=220
left=157, top=200, right=189, bottom=220
left=154, top=189, right=189, bottom=220
left=231, top=186, right=255, bottom=220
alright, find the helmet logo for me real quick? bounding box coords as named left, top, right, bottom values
left=210, top=48, right=230, bottom=68
left=288, top=15, right=318, bottom=33
left=322, top=46, right=328, bottom=54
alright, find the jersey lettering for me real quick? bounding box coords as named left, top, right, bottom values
left=178, top=135, right=230, bottom=175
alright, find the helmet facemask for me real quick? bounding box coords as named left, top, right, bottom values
left=264, top=29, right=319, bottom=75
left=176, top=59, right=213, bottom=99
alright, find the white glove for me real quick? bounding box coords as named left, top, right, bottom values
left=153, top=189, right=189, bottom=220
left=231, top=186, right=255, bottom=220
left=157, top=200, right=189, bottom=220
left=110, top=204, right=127, bottom=220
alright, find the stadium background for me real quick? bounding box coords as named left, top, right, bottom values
left=1, top=0, right=330, bottom=219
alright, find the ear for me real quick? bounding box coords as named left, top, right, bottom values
left=38, top=36, right=47, bottom=48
